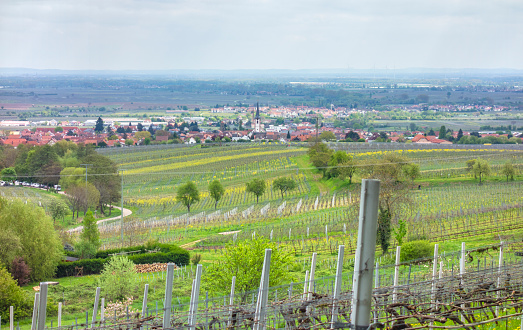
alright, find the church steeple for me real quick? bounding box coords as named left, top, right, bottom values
left=254, top=102, right=261, bottom=133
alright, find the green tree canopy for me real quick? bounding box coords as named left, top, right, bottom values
left=204, top=239, right=292, bottom=303
left=82, top=154, right=121, bottom=216
left=98, top=256, right=138, bottom=301
left=272, top=177, right=297, bottom=199
left=95, top=117, right=104, bottom=133
left=308, top=142, right=334, bottom=178
left=246, top=178, right=266, bottom=204
left=209, top=180, right=225, bottom=209
left=177, top=181, right=200, bottom=212
left=76, top=210, right=100, bottom=258
left=0, top=265, right=32, bottom=322
left=473, top=158, right=491, bottom=184
left=501, top=162, right=515, bottom=182
left=1, top=167, right=16, bottom=182
left=0, top=197, right=62, bottom=281
left=319, top=131, right=336, bottom=141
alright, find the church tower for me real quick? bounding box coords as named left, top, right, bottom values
left=254, top=102, right=261, bottom=133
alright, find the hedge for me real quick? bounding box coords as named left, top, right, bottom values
left=94, top=243, right=181, bottom=259
left=55, top=244, right=189, bottom=278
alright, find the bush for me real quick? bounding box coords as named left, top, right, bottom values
left=0, top=266, right=32, bottom=324
left=55, top=246, right=189, bottom=278
left=55, top=258, right=106, bottom=277
left=191, top=253, right=201, bottom=265
left=10, top=257, right=31, bottom=286
left=400, top=240, right=433, bottom=262
left=98, top=256, right=138, bottom=301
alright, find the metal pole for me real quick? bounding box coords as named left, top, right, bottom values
left=393, top=246, right=401, bottom=303
left=188, top=264, right=203, bottom=329
left=302, top=270, right=309, bottom=302
left=430, top=244, right=439, bottom=328
left=31, top=293, right=39, bottom=330
left=80, top=164, right=92, bottom=215
left=163, top=263, right=174, bottom=329
left=307, top=253, right=317, bottom=300
left=36, top=283, right=48, bottom=330
left=254, top=249, right=272, bottom=330
left=460, top=242, right=466, bottom=323
left=58, top=302, right=62, bottom=328
left=10, top=306, right=14, bottom=330
left=330, top=245, right=345, bottom=329
left=227, top=276, right=236, bottom=327
left=496, top=242, right=503, bottom=317
left=91, top=287, right=100, bottom=328
left=100, top=298, right=104, bottom=324
left=120, top=170, right=124, bottom=246
left=142, top=284, right=149, bottom=318
left=350, top=177, right=380, bottom=330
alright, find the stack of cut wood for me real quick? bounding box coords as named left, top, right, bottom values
left=135, top=263, right=173, bottom=273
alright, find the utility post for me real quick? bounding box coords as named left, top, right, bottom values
left=119, top=169, right=124, bottom=247
left=80, top=164, right=92, bottom=215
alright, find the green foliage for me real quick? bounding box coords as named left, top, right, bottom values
left=209, top=180, right=225, bottom=209
left=501, top=162, right=515, bottom=182
left=191, top=253, right=202, bottom=265
left=95, top=117, right=104, bottom=133
left=337, top=156, right=357, bottom=184
left=400, top=240, right=433, bottom=262
left=319, top=131, right=336, bottom=141
left=1, top=167, right=16, bottom=182
left=204, top=238, right=292, bottom=302
left=402, top=163, right=421, bottom=180
left=272, top=177, right=298, bottom=199
left=308, top=142, right=333, bottom=177
left=177, top=181, right=200, bottom=212
left=438, top=125, right=446, bottom=140
left=0, top=197, right=62, bottom=281
left=98, top=256, right=138, bottom=301
left=0, top=229, right=22, bottom=269
left=0, top=265, right=32, bottom=324
left=79, top=211, right=101, bottom=251
left=472, top=158, right=491, bottom=184
left=246, top=178, right=266, bottom=203
left=48, top=198, right=69, bottom=225
left=393, top=219, right=408, bottom=246
left=327, top=150, right=349, bottom=178
left=59, top=167, right=85, bottom=189
left=377, top=209, right=391, bottom=254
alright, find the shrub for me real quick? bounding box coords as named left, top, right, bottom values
left=400, top=240, right=433, bottom=262
left=0, top=266, right=32, bottom=324
left=55, top=258, right=106, bottom=277
left=191, top=253, right=201, bottom=265
left=98, top=256, right=138, bottom=301
left=10, top=257, right=31, bottom=286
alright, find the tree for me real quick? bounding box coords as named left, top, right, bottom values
left=98, top=256, right=138, bottom=301
left=0, top=265, right=32, bottom=322
left=308, top=142, right=333, bottom=178
left=465, top=159, right=477, bottom=179
left=427, top=128, right=435, bottom=136
left=0, top=197, right=63, bottom=281
left=457, top=129, right=463, bottom=141
left=338, top=157, right=357, bottom=184
left=134, top=131, right=151, bottom=140
left=54, top=126, right=63, bottom=133
left=10, top=257, right=31, bottom=286
left=286, top=130, right=291, bottom=140
left=438, top=125, right=446, bottom=140
left=365, top=154, right=416, bottom=254
left=137, top=123, right=143, bottom=131
left=0, top=229, right=22, bottom=270
left=1, top=167, right=16, bottom=182
left=48, top=198, right=69, bottom=225
left=327, top=150, right=349, bottom=178
left=319, top=131, right=336, bottom=141
left=76, top=211, right=100, bottom=258
left=147, top=124, right=155, bottom=135
left=95, top=117, right=104, bottom=133
left=66, top=183, right=100, bottom=218
left=272, top=177, right=297, bottom=199
left=501, top=162, right=515, bottom=182
left=246, top=178, right=266, bottom=204
left=59, top=167, right=85, bottom=189
left=345, top=131, right=360, bottom=141
left=209, top=180, right=225, bottom=209
left=82, top=154, right=121, bottom=216
left=204, top=239, right=291, bottom=303
left=177, top=181, right=200, bottom=212
left=472, top=158, right=491, bottom=184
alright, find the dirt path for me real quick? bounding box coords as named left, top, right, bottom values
left=67, top=205, right=133, bottom=233
left=179, top=230, right=241, bottom=249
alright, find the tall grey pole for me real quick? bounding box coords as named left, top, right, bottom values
left=350, top=179, right=380, bottom=330
left=307, top=253, right=317, bottom=300
left=254, top=249, right=272, bottom=330
left=37, top=283, right=48, bottom=330
left=227, top=276, right=236, bottom=327
left=330, top=245, right=345, bottom=329
left=163, top=263, right=174, bottom=329
left=188, top=264, right=203, bottom=329
left=31, top=293, right=39, bottom=330
left=91, top=287, right=100, bottom=328
left=141, top=284, right=149, bottom=318
left=120, top=170, right=124, bottom=246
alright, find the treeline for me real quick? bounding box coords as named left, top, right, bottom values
left=0, top=141, right=121, bottom=218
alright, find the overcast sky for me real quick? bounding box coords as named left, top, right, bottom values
left=1, top=0, right=522, bottom=71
